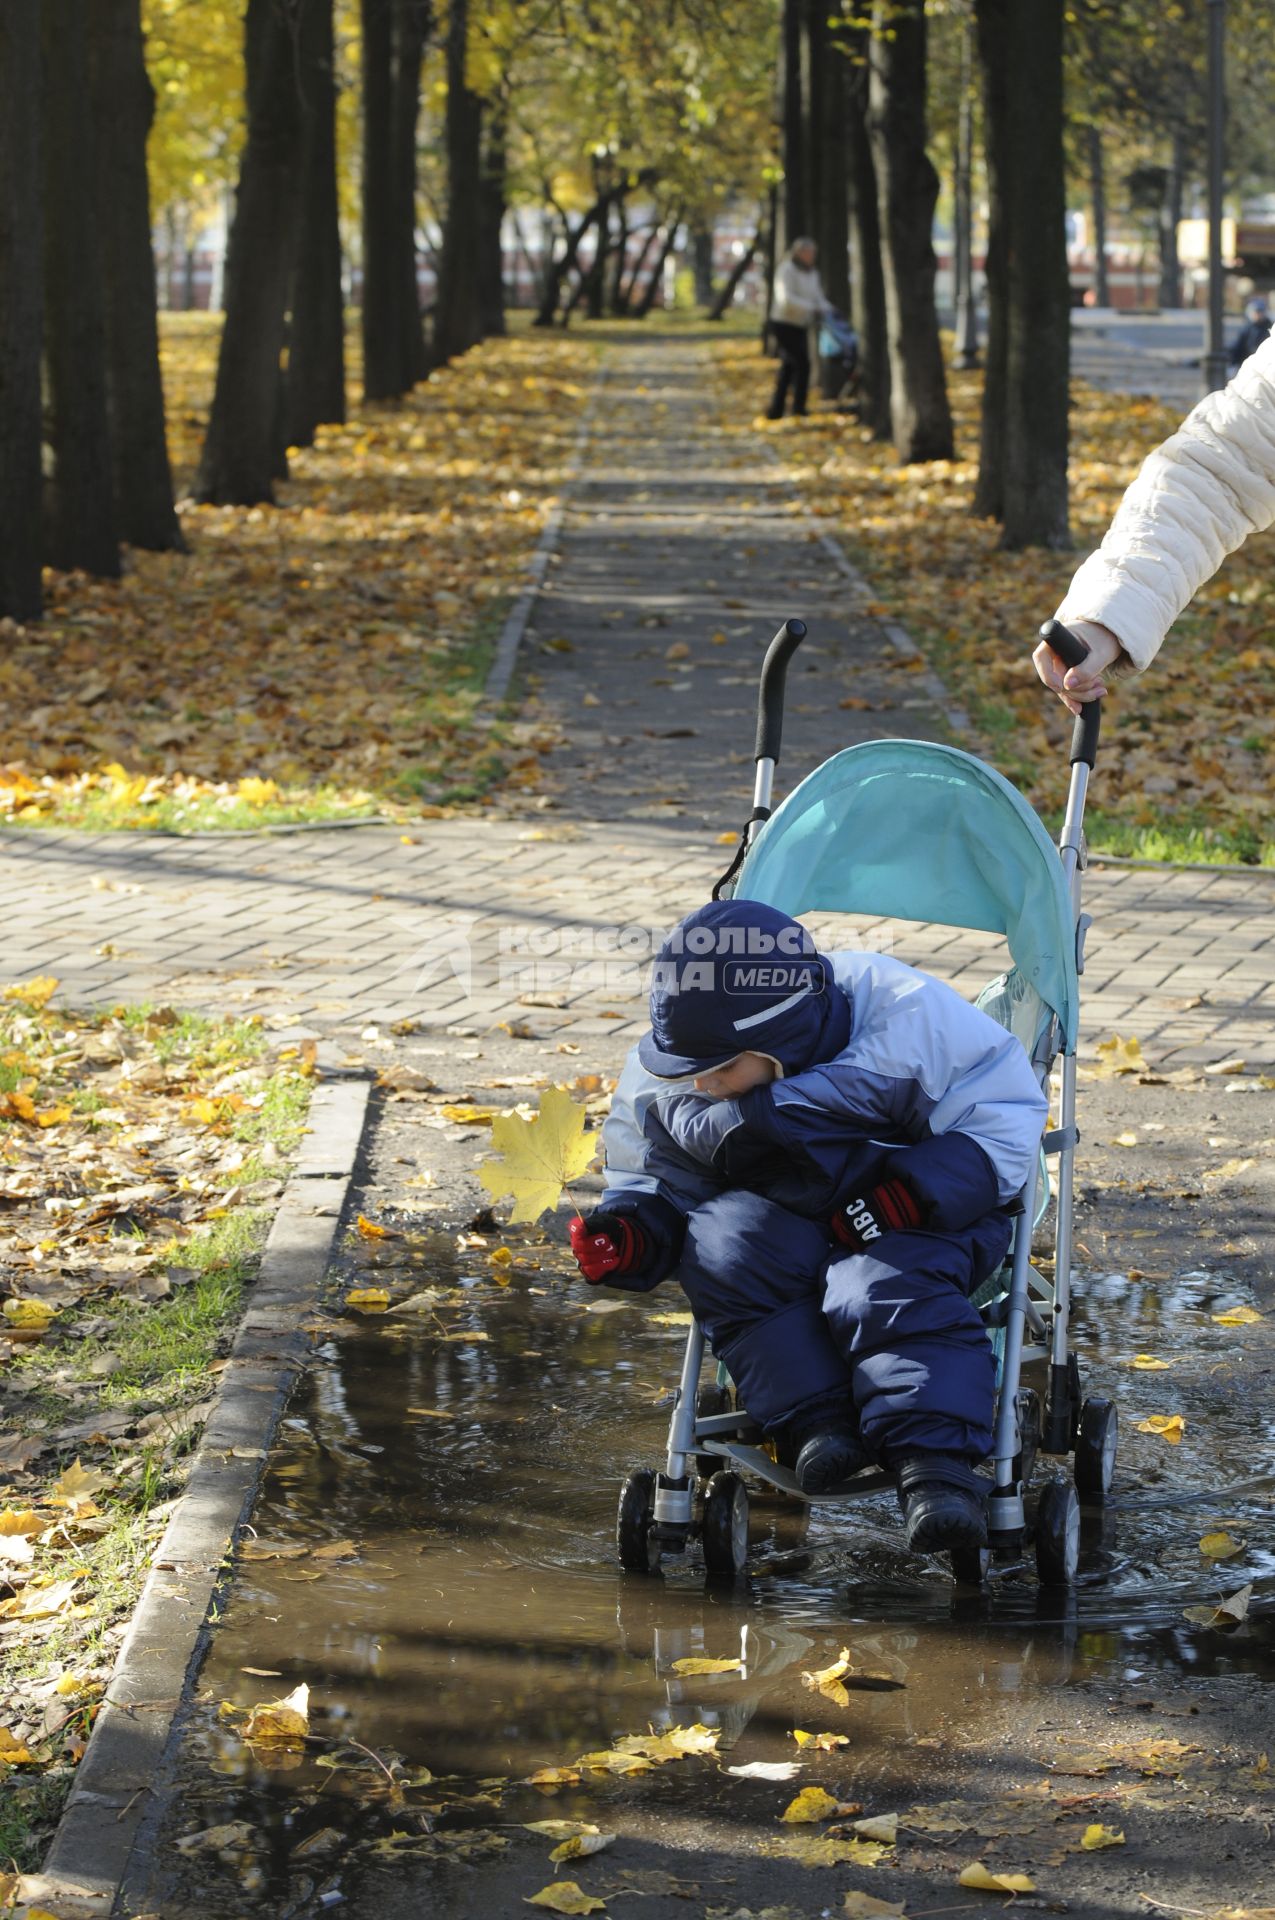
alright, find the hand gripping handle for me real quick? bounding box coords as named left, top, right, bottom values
left=754, top=619, right=807, bottom=764
left=1039, top=618, right=1102, bottom=769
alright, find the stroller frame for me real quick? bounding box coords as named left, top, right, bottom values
left=620, top=618, right=1113, bottom=1586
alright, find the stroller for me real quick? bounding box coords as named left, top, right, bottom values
left=616, top=617, right=1114, bottom=1588
left=817, top=309, right=861, bottom=408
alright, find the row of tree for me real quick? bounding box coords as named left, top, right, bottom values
left=3, top=0, right=1273, bottom=624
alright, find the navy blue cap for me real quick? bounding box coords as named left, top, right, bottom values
left=638, top=899, right=832, bottom=1079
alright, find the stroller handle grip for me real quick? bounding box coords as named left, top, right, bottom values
left=1039, top=618, right=1102, bottom=769
left=755, top=619, right=807, bottom=764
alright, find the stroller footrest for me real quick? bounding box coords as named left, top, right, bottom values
left=701, top=1439, right=894, bottom=1503
left=1043, top=1126, right=1079, bottom=1154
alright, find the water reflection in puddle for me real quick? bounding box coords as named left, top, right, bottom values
left=137, top=1241, right=1274, bottom=1915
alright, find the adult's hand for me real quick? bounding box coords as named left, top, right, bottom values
left=1032, top=618, right=1126, bottom=717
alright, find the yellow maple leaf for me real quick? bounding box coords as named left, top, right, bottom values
left=801, top=1646, right=854, bottom=1708
left=791, top=1728, right=850, bottom=1751
left=1212, top=1305, right=1262, bottom=1326
left=958, top=1864, right=1036, bottom=1893
left=1094, top=1034, right=1146, bottom=1076
left=1081, top=1824, right=1125, bottom=1850
left=669, top=1655, right=742, bottom=1677
left=50, top=1459, right=113, bottom=1507
left=2, top=976, right=58, bottom=1008
left=478, top=1086, right=597, bottom=1224
left=237, top=776, right=280, bottom=807
left=355, top=1213, right=398, bottom=1239
left=1199, top=1531, right=1243, bottom=1560
left=243, top=1682, right=309, bottom=1742
left=3, top=1298, right=57, bottom=1331
left=344, top=1287, right=391, bottom=1313
left=0, top=1727, right=36, bottom=1763
left=0, top=1509, right=43, bottom=1538
left=523, top=1885, right=606, bottom=1915
left=781, top=1785, right=841, bottom=1824
left=1136, top=1414, right=1185, bottom=1444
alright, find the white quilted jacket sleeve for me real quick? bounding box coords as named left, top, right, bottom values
left=1056, top=331, right=1275, bottom=671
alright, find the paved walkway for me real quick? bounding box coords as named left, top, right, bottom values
left=1, top=334, right=1272, bottom=1073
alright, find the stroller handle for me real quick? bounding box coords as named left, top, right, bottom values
left=1039, top=619, right=1102, bottom=769
left=755, top=619, right=807, bottom=764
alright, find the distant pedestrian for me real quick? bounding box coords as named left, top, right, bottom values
left=1034, top=330, right=1275, bottom=712
left=1230, top=295, right=1272, bottom=372
left=767, top=238, right=827, bottom=421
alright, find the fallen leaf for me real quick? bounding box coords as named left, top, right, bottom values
left=524, top=1822, right=601, bottom=1842
left=524, top=1882, right=606, bottom=1914
left=1212, top=1305, right=1262, bottom=1326
left=957, top=1864, right=1036, bottom=1893
left=1183, top=1583, right=1253, bottom=1628
left=758, top=1834, right=887, bottom=1869
left=1095, top=1034, right=1147, bottom=1076
left=478, top=1086, right=597, bottom=1223
left=3, top=976, right=59, bottom=1007
left=550, top=1834, right=616, bottom=1863
left=842, top=1897, right=907, bottom=1919
left=852, top=1813, right=899, bottom=1844
left=0, top=1578, right=78, bottom=1621
left=0, top=1728, right=37, bottom=1763
left=1199, top=1531, right=1244, bottom=1560
left=670, top=1656, right=742, bottom=1676
left=791, top=1728, right=850, bottom=1751
left=2, top=1298, right=57, bottom=1330
left=344, top=1287, right=391, bottom=1312
left=727, top=1761, right=802, bottom=1781
left=575, top=1750, right=654, bottom=1775
left=242, top=1682, right=309, bottom=1743
left=356, top=1213, right=398, bottom=1239
left=1126, top=1354, right=1172, bottom=1371
left=1135, top=1414, right=1185, bottom=1444
left=781, top=1786, right=841, bottom=1824
left=1080, top=1823, right=1125, bottom=1849
left=1113, top=1131, right=1139, bottom=1147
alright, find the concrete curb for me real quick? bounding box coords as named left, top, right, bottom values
left=482, top=364, right=604, bottom=706
left=29, top=1077, right=373, bottom=1920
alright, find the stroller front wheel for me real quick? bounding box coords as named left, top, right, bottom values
left=617, top=1468, right=661, bottom=1575
left=702, top=1471, right=749, bottom=1580
left=1035, top=1479, right=1080, bottom=1586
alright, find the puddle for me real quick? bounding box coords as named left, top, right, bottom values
left=132, top=1228, right=1274, bottom=1916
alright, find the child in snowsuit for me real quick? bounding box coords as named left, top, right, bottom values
left=568, top=899, right=1047, bottom=1553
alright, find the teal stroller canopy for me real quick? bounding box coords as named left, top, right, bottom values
left=735, top=739, right=1079, bottom=1052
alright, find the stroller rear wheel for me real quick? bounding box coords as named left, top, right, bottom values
left=1073, top=1397, right=1118, bottom=1498
left=950, top=1545, right=991, bottom=1587
left=617, top=1468, right=661, bottom=1575
left=1035, top=1479, right=1080, bottom=1585
left=702, top=1471, right=749, bottom=1580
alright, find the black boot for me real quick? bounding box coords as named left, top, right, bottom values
left=895, top=1454, right=987, bottom=1552
left=790, top=1419, right=868, bottom=1495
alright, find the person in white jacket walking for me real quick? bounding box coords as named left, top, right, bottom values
left=1034, top=329, right=1275, bottom=714
left=767, top=238, right=827, bottom=421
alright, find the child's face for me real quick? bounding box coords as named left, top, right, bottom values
left=691, top=1052, right=779, bottom=1100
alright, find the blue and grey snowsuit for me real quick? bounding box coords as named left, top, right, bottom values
left=600, top=947, right=1047, bottom=1464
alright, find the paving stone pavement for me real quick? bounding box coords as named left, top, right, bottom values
left=1, top=334, right=1272, bottom=1075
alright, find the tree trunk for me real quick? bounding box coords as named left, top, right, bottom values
left=1089, top=123, right=1109, bottom=308
left=619, top=222, right=659, bottom=314
left=975, top=0, right=1069, bottom=549
left=806, top=0, right=850, bottom=312
left=432, top=0, right=484, bottom=364
left=708, top=227, right=760, bottom=320
left=534, top=200, right=599, bottom=327
left=284, top=0, right=345, bottom=447
left=868, top=0, right=951, bottom=461
left=478, top=99, right=507, bottom=338
left=847, top=56, right=890, bottom=437
left=87, top=0, right=183, bottom=551
left=1158, top=127, right=1184, bottom=309
left=196, top=0, right=307, bottom=505
left=632, top=212, right=682, bottom=319
left=1001, top=0, right=1069, bottom=548
left=973, top=0, right=1006, bottom=517
left=42, top=0, right=120, bottom=576
left=585, top=207, right=609, bottom=320
left=779, top=0, right=806, bottom=252
left=0, top=0, right=43, bottom=620
left=608, top=196, right=631, bottom=314
left=952, top=15, right=979, bottom=368
left=691, top=223, right=715, bottom=306
left=390, top=0, right=429, bottom=382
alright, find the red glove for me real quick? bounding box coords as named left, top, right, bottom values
left=830, top=1177, right=922, bottom=1253
left=569, top=1211, right=649, bottom=1284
